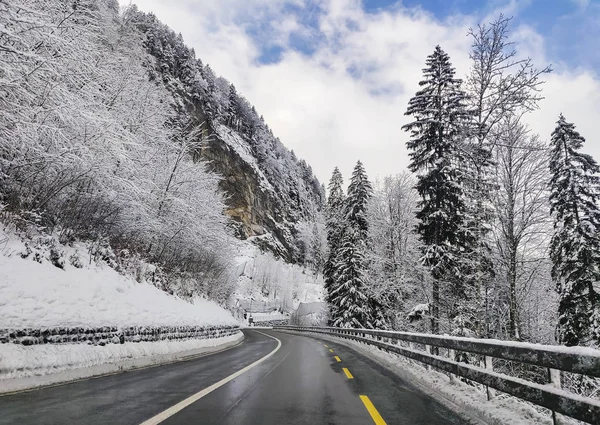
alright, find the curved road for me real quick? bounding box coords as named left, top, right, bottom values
left=0, top=330, right=468, bottom=424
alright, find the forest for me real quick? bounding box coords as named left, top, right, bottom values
left=323, top=15, right=600, bottom=350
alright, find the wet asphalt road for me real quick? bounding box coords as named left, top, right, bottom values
left=0, top=330, right=467, bottom=424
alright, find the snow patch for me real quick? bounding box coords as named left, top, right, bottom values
left=0, top=332, right=243, bottom=391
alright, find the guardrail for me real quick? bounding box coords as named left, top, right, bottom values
left=0, top=325, right=241, bottom=346
left=276, top=325, right=600, bottom=424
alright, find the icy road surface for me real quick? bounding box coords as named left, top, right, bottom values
left=0, top=330, right=468, bottom=424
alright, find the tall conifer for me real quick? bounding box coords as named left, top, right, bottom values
left=324, top=167, right=346, bottom=323
left=549, top=115, right=600, bottom=346
left=402, top=45, right=473, bottom=334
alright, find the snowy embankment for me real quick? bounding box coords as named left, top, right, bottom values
left=231, top=244, right=324, bottom=321
left=0, top=231, right=242, bottom=391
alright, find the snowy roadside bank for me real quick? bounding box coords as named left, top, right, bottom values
left=0, top=332, right=243, bottom=394
left=0, top=229, right=244, bottom=393
left=0, top=251, right=239, bottom=330
left=280, top=330, right=555, bottom=425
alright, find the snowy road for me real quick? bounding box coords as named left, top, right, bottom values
left=0, top=330, right=468, bottom=424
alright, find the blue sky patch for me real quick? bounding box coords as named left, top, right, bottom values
left=246, top=0, right=599, bottom=74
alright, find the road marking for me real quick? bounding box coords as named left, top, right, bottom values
left=139, top=331, right=281, bottom=425
left=329, top=348, right=334, bottom=353
left=324, top=344, right=328, bottom=347
left=334, top=356, right=341, bottom=362
left=360, top=395, right=387, bottom=425
left=343, top=368, right=354, bottom=379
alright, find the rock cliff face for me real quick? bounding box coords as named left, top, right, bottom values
left=134, top=12, right=325, bottom=262
left=199, top=125, right=292, bottom=260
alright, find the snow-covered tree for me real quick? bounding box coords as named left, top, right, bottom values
left=345, top=161, right=373, bottom=239
left=367, top=174, right=425, bottom=329
left=227, top=84, right=238, bottom=129
left=402, top=45, right=473, bottom=334
left=324, top=167, right=346, bottom=322
left=549, top=115, right=600, bottom=346
left=491, top=117, right=551, bottom=340
left=463, top=15, right=551, bottom=336
left=0, top=0, right=239, bottom=303
left=330, top=227, right=372, bottom=328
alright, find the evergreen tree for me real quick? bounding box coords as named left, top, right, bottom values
left=327, top=161, right=382, bottom=328
left=549, top=115, right=600, bottom=346
left=227, top=84, right=238, bottom=128
left=345, top=160, right=373, bottom=238
left=344, top=160, right=386, bottom=327
left=309, top=223, right=324, bottom=274
left=324, top=167, right=346, bottom=323
left=402, top=45, right=473, bottom=334
left=330, top=227, right=372, bottom=328
left=204, top=64, right=216, bottom=93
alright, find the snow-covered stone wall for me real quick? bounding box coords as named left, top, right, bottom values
left=1, top=326, right=240, bottom=347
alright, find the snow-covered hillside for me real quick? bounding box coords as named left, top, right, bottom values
left=230, top=244, right=324, bottom=316
left=0, top=227, right=241, bottom=386
left=0, top=230, right=238, bottom=330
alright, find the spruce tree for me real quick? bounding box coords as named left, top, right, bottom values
left=227, top=84, right=238, bottom=128
left=345, top=160, right=373, bottom=238
left=330, top=227, right=372, bottom=328
left=345, top=161, right=386, bottom=327
left=327, top=161, right=383, bottom=328
left=402, top=45, right=473, bottom=334
left=324, top=167, right=346, bottom=323
left=549, top=115, right=600, bottom=346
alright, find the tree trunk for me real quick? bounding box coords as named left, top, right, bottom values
left=432, top=280, right=440, bottom=334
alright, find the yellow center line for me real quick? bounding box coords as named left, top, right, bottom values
left=324, top=344, right=328, bottom=348
left=360, top=395, right=387, bottom=425
left=329, top=348, right=334, bottom=353
left=343, top=368, right=354, bottom=379
left=334, top=356, right=341, bottom=362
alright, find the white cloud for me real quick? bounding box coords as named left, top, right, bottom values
left=122, top=0, right=600, bottom=184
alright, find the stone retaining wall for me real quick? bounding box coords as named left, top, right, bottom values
left=252, top=319, right=289, bottom=327
left=0, top=325, right=240, bottom=346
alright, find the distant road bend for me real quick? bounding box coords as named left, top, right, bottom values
left=0, top=330, right=468, bottom=425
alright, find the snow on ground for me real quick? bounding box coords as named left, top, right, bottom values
left=0, top=332, right=243, bottom=392
left=0, top=333, right=242, bottom=382
left=0, top=237, right=238, bottom=329
left=0, top=227, right=242, bottom=388
left=230, top=244, right=324, bottom=315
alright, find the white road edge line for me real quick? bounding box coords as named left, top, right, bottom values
left=138, top=330, right=282, bottom=425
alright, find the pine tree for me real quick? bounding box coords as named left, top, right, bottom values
left=549, top=114, right=600, bottom=346
left=330, top=227, right=372, bottom=328
left=402, top=45, right=473, bottom=334
left=324, top=167, right=346, bottom=323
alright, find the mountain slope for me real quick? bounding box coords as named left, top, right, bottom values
left=127, top=8, right=325, bottom=262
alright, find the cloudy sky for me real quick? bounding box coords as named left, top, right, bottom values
left=121, top=0, right=600, bottom=184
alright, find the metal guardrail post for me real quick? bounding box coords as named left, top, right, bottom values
left=484, top=356, right=495, bottom=400
left=448, top=348, right=456, bottom=383
left=548, top=368, right=561, bottom=425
